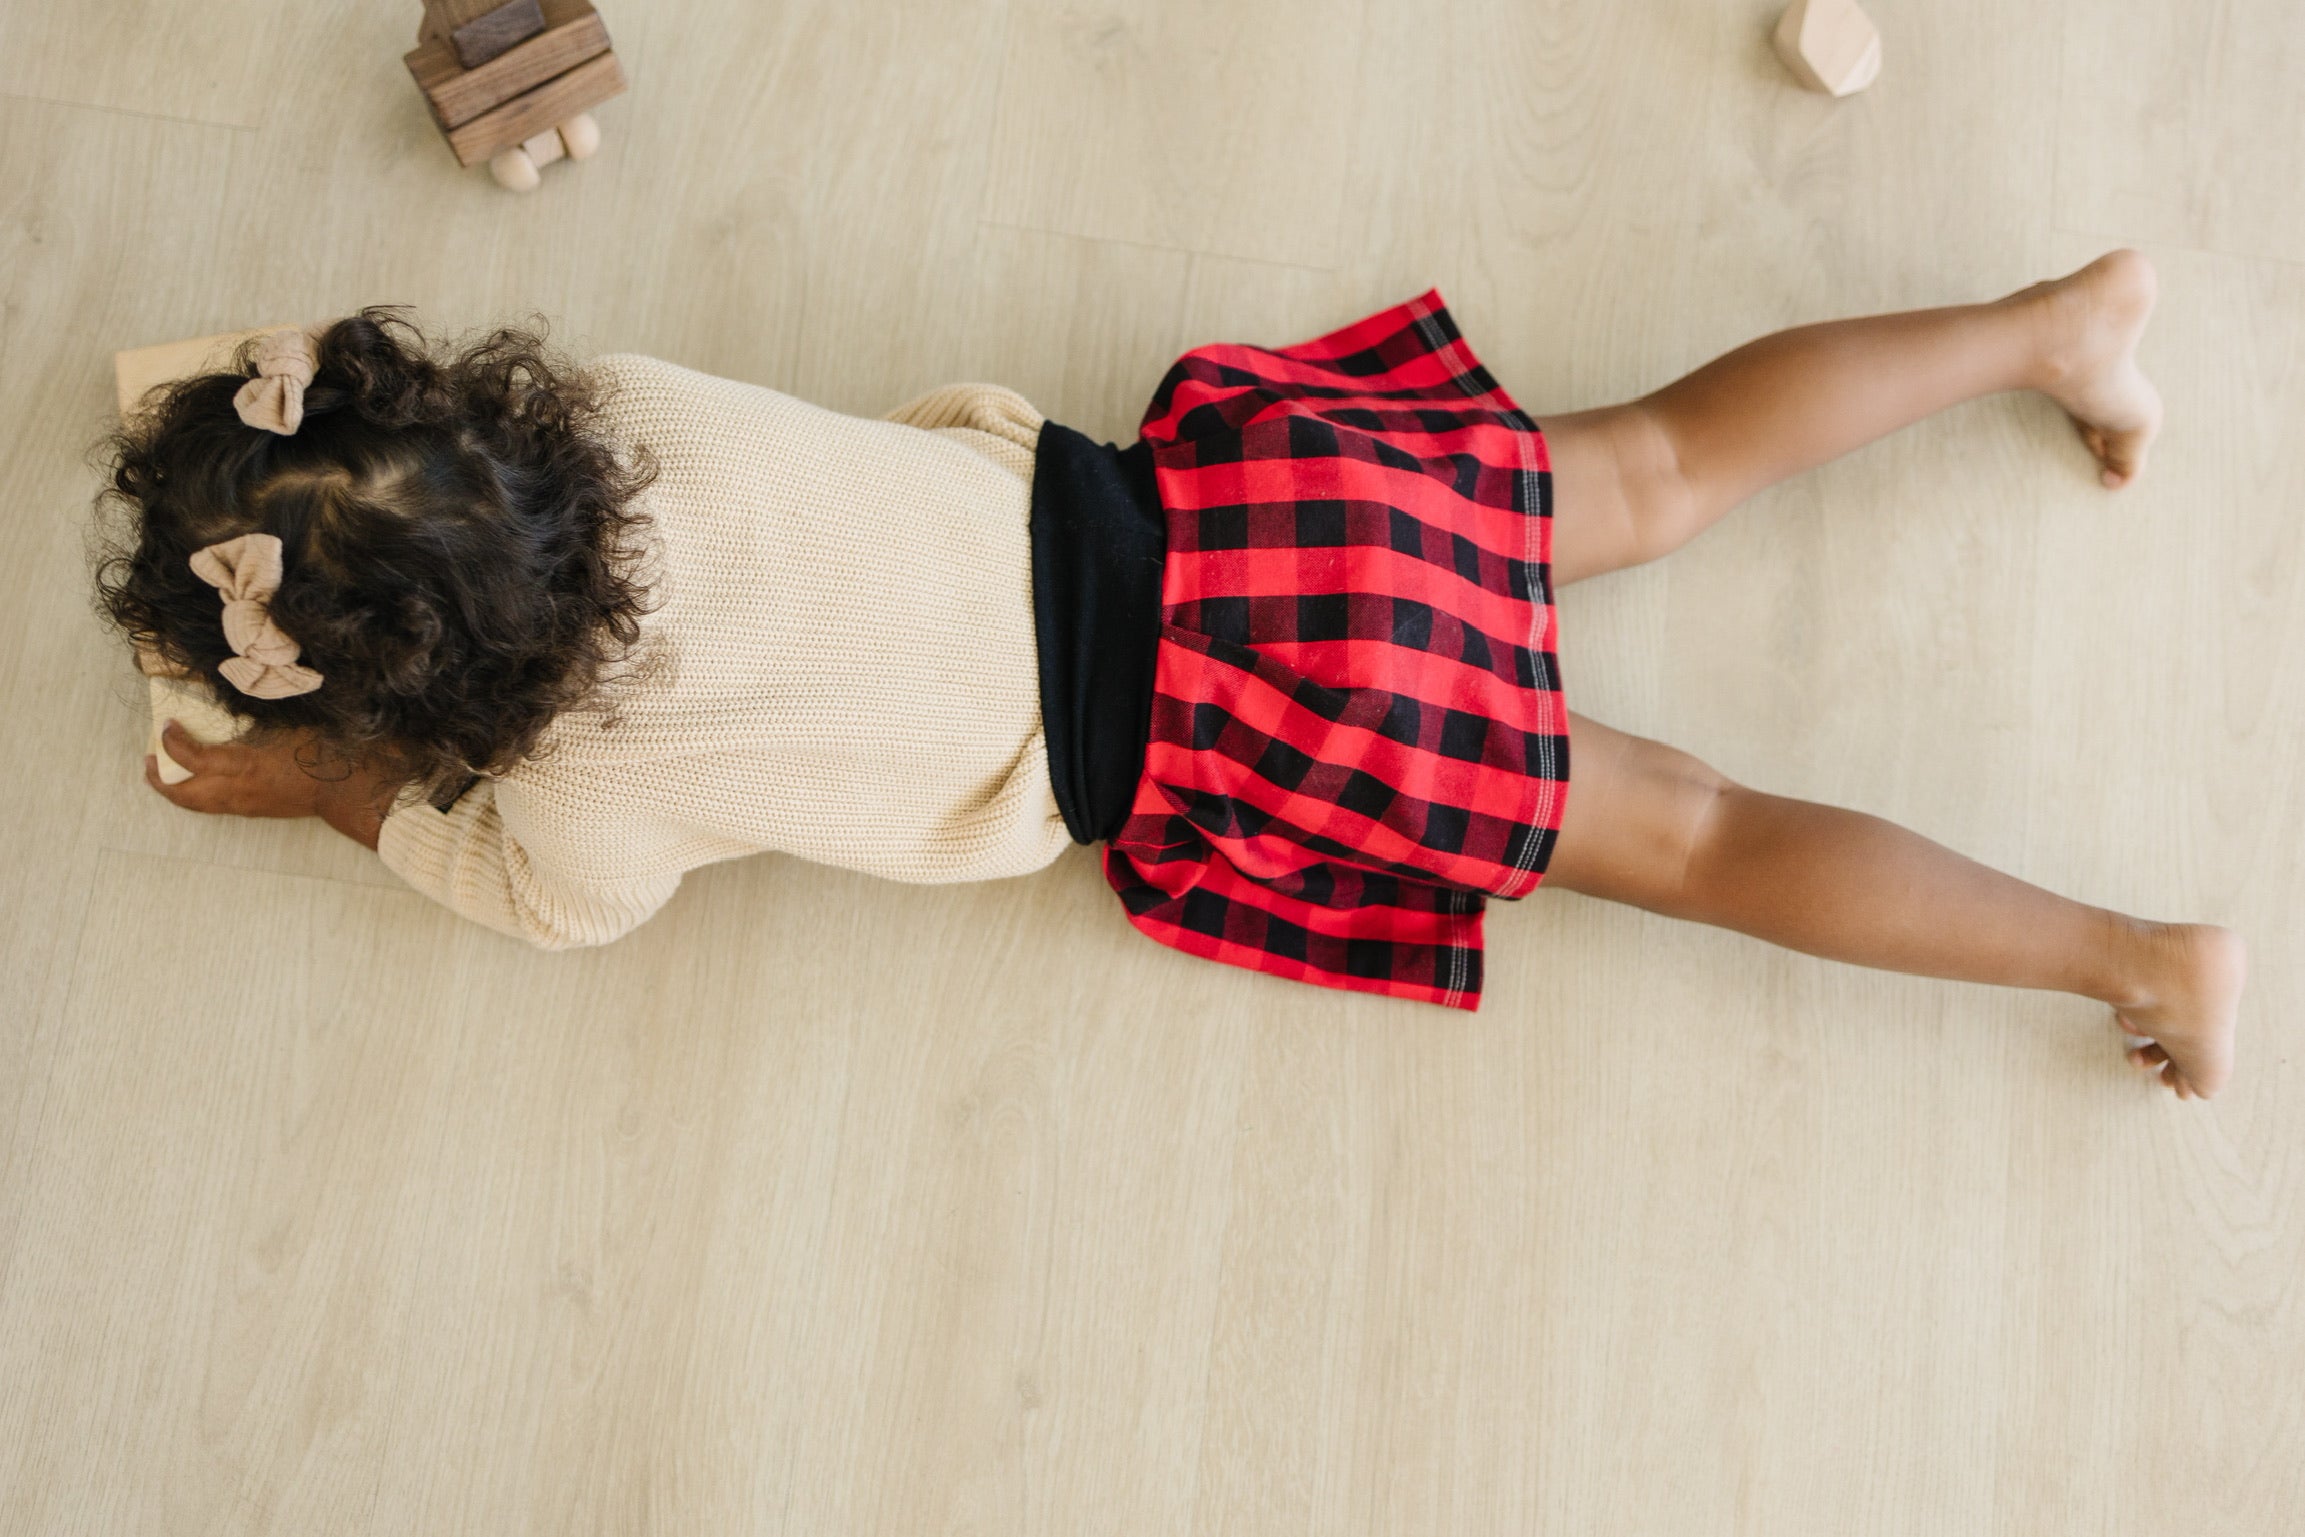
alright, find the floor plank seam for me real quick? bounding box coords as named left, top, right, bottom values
left=0, top=89, right=260, bottom=134
left=89, top=841, right=412, bottom=896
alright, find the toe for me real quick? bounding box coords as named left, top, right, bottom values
left=2078, top=421, right=2147, bottom=488
left=2083, top=424, right=2148, bottom=490
left=2101, top=432, right=2149, bottom=489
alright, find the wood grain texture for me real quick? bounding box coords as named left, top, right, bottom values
left=981, top=0, right=1370, bottom=267
left=2057, top=0, right=2305, bottom=264
left=442, top=47, right=624, bottom=166
left=1, top=0, right=2300, bottom=1531
left=407, top=0, right=609, bottom=131
left=452, top=0, right=548, bottom=69
left=0, top=0, right=291, bottom=128
left=420, top=0, right=525, bottom=36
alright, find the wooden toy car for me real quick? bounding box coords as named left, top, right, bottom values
left=405, top=0, right=628, bottom=190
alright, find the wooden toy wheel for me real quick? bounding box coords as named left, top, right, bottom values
left=483, top=116, right=599, bottom=190
left=558, top=112, right=601, bottom=160
left=488, top=145, right=541, bottom=192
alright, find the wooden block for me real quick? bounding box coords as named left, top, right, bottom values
left=148, top=674, right=244, bottom=783
left=113, top=325, right=291, bottom=417
left=443, top=48, right=626, bottom=167
left=521, top=127, right=566, bottom=168
left=452, top=0, right=547, bottom=68
left=405, top=0, right=607, bottom=131
left=1773, top=0, right=1882, bottom=97
left=557, top=110, right=600, bottom=159
left=417, top=0, right=517, bottom=41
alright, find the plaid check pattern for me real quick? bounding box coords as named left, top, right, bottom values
left=1104, top=292, right=1570, bottom=1010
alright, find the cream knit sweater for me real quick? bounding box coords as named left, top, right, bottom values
left=375, top=355, right=1073, bottom=948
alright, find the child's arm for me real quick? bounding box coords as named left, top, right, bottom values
left=147, top=721, right=390, bottom=847
left=145, top=674, right=243, bottom=784
left=881, top=383, right=1043, bottom=482
left=144, top=723, right=677, bottom=947
left=375, top=779, right=683, bottom=949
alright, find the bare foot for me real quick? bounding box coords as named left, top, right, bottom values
left=2110, top=922, right=2246, bottom=1100
left=2019, top=249, right=2164, bottom=489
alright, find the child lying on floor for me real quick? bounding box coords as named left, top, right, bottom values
left=100, top=252, right=2243, bottom=1095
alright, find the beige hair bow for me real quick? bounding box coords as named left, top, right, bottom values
left=188, top=533, right=324, bottom=699
left=232, top=328, right=320, bottom=435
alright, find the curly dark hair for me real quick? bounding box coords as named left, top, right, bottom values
left=94, top=308, right=656, bottom=802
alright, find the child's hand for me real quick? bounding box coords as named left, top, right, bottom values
left=145, top=720, right=388, bottom=849
left=146, top=720, right=324, bottom=818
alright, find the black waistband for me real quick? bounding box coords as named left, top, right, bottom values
left=1029, top=421, right=1165, bottom=844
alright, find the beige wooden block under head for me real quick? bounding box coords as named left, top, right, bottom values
left=146, top=674, right=244, bottom=783
left=112, top=328, right=277, bottom=418
left=1774, top=0, right=1882, bottom=97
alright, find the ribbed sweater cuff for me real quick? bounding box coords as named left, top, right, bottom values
left=376, top=800, right=456, bottom=896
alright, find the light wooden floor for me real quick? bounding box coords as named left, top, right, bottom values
left=3, top=2, right=2300, bottom=1531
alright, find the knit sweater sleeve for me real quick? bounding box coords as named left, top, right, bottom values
left=882, top=383, right=1044, bottom=482
left=376, top=781, right=682, bottom=950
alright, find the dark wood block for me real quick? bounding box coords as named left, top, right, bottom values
left=444, top=49, right=627, bottom=166
left=418, top=0, right=511, bottom=42
left=452, top=0, right=547, bottom=68
left=406, top=0, right=608, bottom=131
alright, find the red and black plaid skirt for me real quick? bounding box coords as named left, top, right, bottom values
left=1104, top=292, right=1570, bottom=1010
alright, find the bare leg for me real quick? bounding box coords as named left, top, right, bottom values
left=1547, top=251, right=2164, bottom=585
left=1543, top=714, right=2247, bottom=1098
left=1524, top=252, right=2239, bottom=1090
